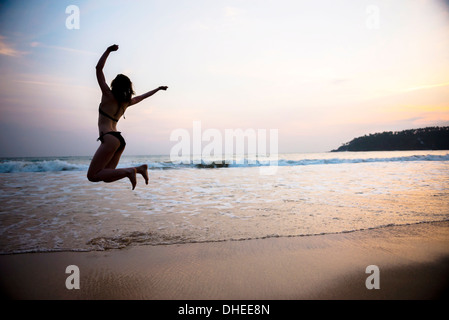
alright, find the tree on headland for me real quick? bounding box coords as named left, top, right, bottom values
left=331, top=126, right=449, bottom=152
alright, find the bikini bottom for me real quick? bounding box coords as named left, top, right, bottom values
left=97, top=131, right=126, bottom=151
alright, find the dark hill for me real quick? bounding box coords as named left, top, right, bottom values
left=331, top=126, right=449, bottom=152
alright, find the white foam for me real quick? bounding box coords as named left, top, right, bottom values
left=1, top=151, right=449, bottom=254
left=1, top=152, right=448, bottom=173
left=0, top=159, right=88, bottom=173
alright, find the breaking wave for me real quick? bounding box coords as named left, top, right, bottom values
left=1, top=153, right=448, bottom=173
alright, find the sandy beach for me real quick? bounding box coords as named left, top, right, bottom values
left=1, top=221, right=448, bottom=300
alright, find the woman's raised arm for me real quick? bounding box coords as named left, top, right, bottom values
left=96, top=44, right=118, bottom=94
left=129, top=86, right=168, bottom=106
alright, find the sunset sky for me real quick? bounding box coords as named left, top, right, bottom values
left=0, top=0, right=448, bottom=157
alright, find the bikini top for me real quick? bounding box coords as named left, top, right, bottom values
left=98, top=106, right=120, bottom=122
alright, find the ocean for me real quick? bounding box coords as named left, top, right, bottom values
left=0, top=150, right=448, bottom=254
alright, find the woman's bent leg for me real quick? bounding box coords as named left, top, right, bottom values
left=105, top=148, right=149, bottom=185
left=87, top=135, right=137, bottom=189
left=93, top=167, right=137, bottom=190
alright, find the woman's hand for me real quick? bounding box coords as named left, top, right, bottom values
left=107, top=44, right=119, bottom=52
left=158, top=86, right=168, bottom=91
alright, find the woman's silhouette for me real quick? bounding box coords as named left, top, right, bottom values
left=87, top=44, right=167, bottom=189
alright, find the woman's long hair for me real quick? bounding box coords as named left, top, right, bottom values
left=111, top=74, right=135, bottom=117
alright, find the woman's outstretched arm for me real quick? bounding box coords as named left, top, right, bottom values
left=96, top=44, right=118, bottom=94
left=129, top=86, right=168, bottom=106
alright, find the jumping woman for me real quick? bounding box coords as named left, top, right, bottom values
left=87, top=44, right=167, bottom=189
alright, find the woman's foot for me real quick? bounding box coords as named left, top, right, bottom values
left=136, top=164, right=149, bottom=185
left=126, top=168, right=137, bottom=190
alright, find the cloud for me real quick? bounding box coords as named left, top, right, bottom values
left=0, top=37, right=95, bottom=58
left=329, top=78, right=350, bottom=86
left=29, top=42, right=97, bottom=56
left=402, top=82, right=449, bottom=92
left=223, top=6, right=246, bottom=22
left=0, top=35, right=27, bottom=57
left=224, top=6, right=244, bottom=18
left=439, top=0, right=449, bottom=11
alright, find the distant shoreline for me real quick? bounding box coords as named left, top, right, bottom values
left=332, top=126, right=449, bottom=152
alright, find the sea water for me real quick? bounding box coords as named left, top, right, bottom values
left=0, top=151, right=448, bottom=254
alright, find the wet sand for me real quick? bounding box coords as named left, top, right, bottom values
left=1, top=221, right=448, bottom=300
